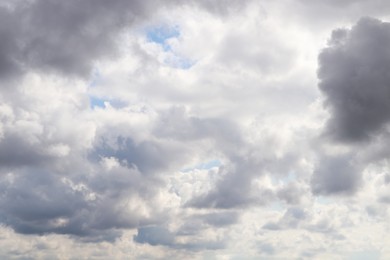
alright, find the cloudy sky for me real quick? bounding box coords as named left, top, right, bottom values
left=0, top=0, right=390, bottom=259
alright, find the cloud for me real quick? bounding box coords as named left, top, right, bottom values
left=153, top=107, right=272, bottom=209
left=276, top=182, right=306, bottom=204
left=134, top=226, right=175, bottom=246
left=133, top=224, right=226, bottom=251
left=318, top=17, right=390, bottom=142
left=0, top=160, right=166, bottom=241
left=187, top=164, right=263, bottom=209
left=291, top=0, right=390, bottom=30
left=0, top=0, right=129, bottom=78
left=0, top=0, right=251, bottom=80
left=91, top=136, right=189, bottom=175
left=185, top=120, right=304, bottom=209
left=198, top=211, right=239, bottom=227
left=263, top=207, right=307, bottom=230
left=311, top=153, right=362, bottom=195
left=0, top=0, right=254, bottom=241
left=1, top=0, right=390, bottom=259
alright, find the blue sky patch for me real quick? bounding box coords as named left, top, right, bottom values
left=146, top=25, right=180, bottom=51
left=89, top=96, right=127, bottom=109
left=89, top=96, right=106, bottom=109
left=145, top=24, right=195, bottom=70
left=181, top=159, right=222, bottom=173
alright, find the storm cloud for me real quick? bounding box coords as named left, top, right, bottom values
left=319, top=17, right=390, bottom=142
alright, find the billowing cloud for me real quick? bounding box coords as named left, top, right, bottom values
left=319, top=17, right=390, bottom=142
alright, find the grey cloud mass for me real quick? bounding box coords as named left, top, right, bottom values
left=0, top=0, right=132, bottom=78
left=319, top=17, right=390, bottom=142
left=0, top=0, right=254, bottom=242
left=0, top=163, right=163, bottom=241
left=133, top=225, right=226, bottom=251
left=311, top=153, right=362, bottom=195
left=0, top=0, right=249, bottom=79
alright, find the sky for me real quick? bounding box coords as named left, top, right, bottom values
left=0, top=0, right=390, bottom=259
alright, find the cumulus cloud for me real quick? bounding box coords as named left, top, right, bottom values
left=0, top=0, right=258, bottom=243
left=186, top=123, right=305, bottom=209
left=319, top=17, right=390, bottom=142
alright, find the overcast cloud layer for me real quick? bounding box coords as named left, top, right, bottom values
left=0, top=0, right=390, bottom=259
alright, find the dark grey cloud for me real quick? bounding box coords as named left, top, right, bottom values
left=276, top=183, right=305, bottom=205
left=187, top=163, right=264, bottom=209
left=91, top=136, right=188, bottom=175
left=0, top=0, right=139, bottom=78
left=176, top=211, right=239, bottom=237
left=0, top=0, right=251, bottom=80
left=0, top=169, right=89, bottom=236
left=0, top=161, right=163, bottom=241
left=311, top=153, right=362, bottom=195
left=187, top=151, right=299, bottom=209
left=318, top=17, right=390, bottom=142
left=0, top=134, right=49, bottom=167
left=0, top=7, right=21, bottom=78
left=198, top=211, right=239, bottom=227
left=134, top=226, right=175, bottom=246
left=133, top=225, right=226, bottom=251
